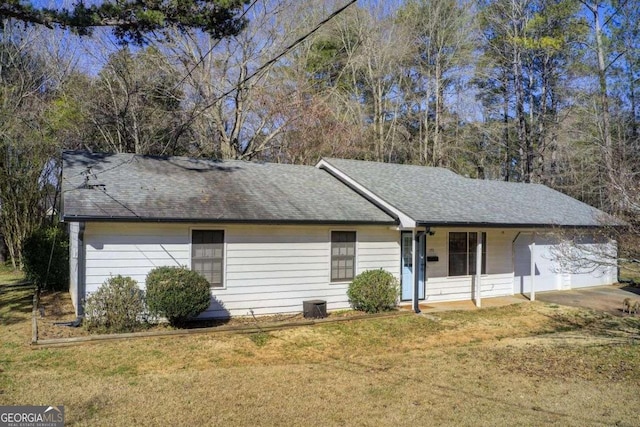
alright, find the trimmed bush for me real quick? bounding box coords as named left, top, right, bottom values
left=83, top=275, right=145, bottom=333
left=347, top=269, right=399, bottom=313
left=145, top=266, right=211, bottom=326
left=22, top=225, right=69, bottom=291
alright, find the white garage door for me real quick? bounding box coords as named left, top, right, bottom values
left=513, top=233, right=561, bottom=294
left=568, top=235, right=616, bottom=288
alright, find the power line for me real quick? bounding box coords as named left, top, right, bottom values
left=150, top=0, right=355, bottom=154
left=134, top=0, right=260, bottom=155
left=171, top=0, right=260, bottom=91
left=191, top=0, right=357, bottom=120
left=61, top=153, right=138, bottom=183
left=62, top=0, right=357, bottom=165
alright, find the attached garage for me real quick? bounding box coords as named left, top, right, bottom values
left=513, top=232, right=616, bottom=295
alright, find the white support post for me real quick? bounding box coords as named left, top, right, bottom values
left=412, top=229, right=419, bottom=313
left=530, top=232, right=536, bottom=302
left=475, top=231, right=482, bottom=308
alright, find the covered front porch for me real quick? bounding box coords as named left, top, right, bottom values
left=399, top=227, right=540, bottom=312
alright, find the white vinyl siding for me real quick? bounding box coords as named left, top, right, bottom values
left=83, top=222, right=399, bottom=317
left=424, top=228, right=516, bottom=302
left=68, top=222, right=79, bottom=312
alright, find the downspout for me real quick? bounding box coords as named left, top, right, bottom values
left=77, top=222, right=86, bottom=316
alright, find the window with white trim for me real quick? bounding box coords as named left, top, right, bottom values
left=192, top=230, right=224, bottom=287
left=448, top=232, right=486, bottom=277
left=331, top=231, right=356, bottom=282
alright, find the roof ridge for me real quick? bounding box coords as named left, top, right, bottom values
left=63, top=150, right=321, bottom=170
left=322, top=157, right=458, bottom=174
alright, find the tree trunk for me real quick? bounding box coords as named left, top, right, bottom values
left=589, top=1, right=616, bottom=209
left=502, top=72, right=511, bottom=182
left=513, top=47, right=529, bottom=182
left=434, top=59, right=444, bottom=167
left=422, top=87, right=431, bottom=165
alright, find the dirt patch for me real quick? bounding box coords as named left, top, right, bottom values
left=37, top=291, right=86, bottom=339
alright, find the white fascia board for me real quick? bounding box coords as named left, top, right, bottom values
left=316, top=159, right=416, bottom=228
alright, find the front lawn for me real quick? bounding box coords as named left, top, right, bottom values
left=1, top=279, right=639, bottom=426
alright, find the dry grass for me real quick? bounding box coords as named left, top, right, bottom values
left=0, top=261, right=25, bottom=285
left=1, top=279, right=640, bottom=426
left=35, top=291, right=376, bottom=340
left=619, top=262, right=640, bottom=283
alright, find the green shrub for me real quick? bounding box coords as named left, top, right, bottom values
left=347, top=269, right=399, bottom=313
left=145, top=266, right=211, bottom=326
left=83, top=275, right=145, bottom=333
left=22, top=226, right=69, bottom=291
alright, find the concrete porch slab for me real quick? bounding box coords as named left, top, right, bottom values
left=399, top=294, right=529, bottom=313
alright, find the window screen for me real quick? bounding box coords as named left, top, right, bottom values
left=449, top=232, right=487, bottom=276
left=192, top=230, right=224, bottom=287
left=331, top=231, right=356, bottom=282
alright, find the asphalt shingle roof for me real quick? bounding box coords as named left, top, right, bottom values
left=61, top=152, right=395, bottom=224
left=321, top=158, right=618, bottom=227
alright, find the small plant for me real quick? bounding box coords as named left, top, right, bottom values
left=145, top=266, right=211, bottom=326
left=347, top=269, right=399, bottom=314
left=83, top=275, right=145, bottom=333
left=249, top=331, right=271, bottom=347
left=22, top=226, right=69, bottom=291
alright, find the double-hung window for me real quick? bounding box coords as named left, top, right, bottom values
left=192, top=230, right=224, bottom=287
left=331, top=231, right=356, bottom=282
left=449, top=232, right=486, bottom=277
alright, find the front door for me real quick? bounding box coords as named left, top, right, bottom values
left=401, top=232, right=425, bottom=301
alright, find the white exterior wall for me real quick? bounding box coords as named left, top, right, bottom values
left=68, top=222, right=79, bottom=312
left=513, top=233, right=563, bottom=293
left=423, top=228, right=518, bottom=302
left=552, top=233, right=617, bottom=289
left=513, top=231, right=617, bottom=294
left=83, top=222, right=400, bottom=317
left=78, top=222, right=617, bottom=316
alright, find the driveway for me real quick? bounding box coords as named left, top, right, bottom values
left=536, top=285, right=640, bottom=316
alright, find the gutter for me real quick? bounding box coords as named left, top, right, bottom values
left=416, top=221, right=611, bottom=229
left=61, top=216, right=398, bottom=226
